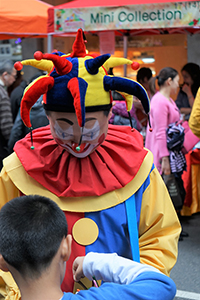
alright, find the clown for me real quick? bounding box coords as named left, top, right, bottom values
left=0, top=29, right=181, bottom=298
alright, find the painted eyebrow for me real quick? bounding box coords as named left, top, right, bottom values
left=56, top=118, right=74, bottom=125
left=85, top=118, right=97, bottom=123
left=56, top=117, right=96, bottom=126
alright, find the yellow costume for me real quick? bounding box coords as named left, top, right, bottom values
left=189, top=87, right=200, bottom=138
left=0, top=29, right=181, bottom=299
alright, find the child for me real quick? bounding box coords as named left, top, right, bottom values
left=0, top=195, right=176, bottom=300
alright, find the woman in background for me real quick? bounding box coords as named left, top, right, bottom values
left=145, top=67, right=180, bottom=174
left=145, top=67, right=188, bottom=240
left=176, top=63, right=200, bottom=121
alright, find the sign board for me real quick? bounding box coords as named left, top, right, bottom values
left=54, top=1, right=200, bottom=33
left=99, top=31, right=115, bottom=54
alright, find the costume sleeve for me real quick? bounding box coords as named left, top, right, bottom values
left=0, top=271, right=21, bottom=300
left=189, top=87, right=200, bottom=138
left=0, top=167, right=20, bottom=209
left=139, top=166, right=181, bottom=276
left=0, top=168, right=21, bottom=300
left=71, top=252, right=176, bottom=300
left=83, top=252, right=161, bottom=282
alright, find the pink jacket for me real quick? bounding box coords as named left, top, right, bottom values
left=145, top=92, right=180, bottom=173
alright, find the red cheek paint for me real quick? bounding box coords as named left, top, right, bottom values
left=98, top=133, right=105, bottom=145
left=54, top=137, right=63, bottom=145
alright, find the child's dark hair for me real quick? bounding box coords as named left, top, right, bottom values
left=156, top=67, right=178, bottom=87
left=0, top=195, right=68, bottom=278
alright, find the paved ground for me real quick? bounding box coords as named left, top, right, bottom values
left=170, top=212, right=200, bottom=300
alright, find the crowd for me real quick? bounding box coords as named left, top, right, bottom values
left=0, top=60, right=49, bottom=169
left=0, top=28, right=199, bottom=300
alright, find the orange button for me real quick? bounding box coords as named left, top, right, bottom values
left=72, top=218, right=99, bottom=246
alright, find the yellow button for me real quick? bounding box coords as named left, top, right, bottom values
left=72, top=218, right=99, bottom=246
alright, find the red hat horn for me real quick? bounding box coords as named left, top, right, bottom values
left=70, top=28, right=87, bottom=58
left=34, top=51, right=72, bottom=75
left=21, top=76, right=54, bottom=128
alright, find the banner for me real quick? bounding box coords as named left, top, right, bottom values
left=54, top=1, right=200, bottom=33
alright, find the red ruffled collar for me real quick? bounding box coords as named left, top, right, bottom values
left=14, top=125, right=147, bottom=197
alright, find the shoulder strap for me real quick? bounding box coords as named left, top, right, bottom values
left=125, top=194, right=140, bottom=262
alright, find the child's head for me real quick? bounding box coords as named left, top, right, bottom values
left=0, top=195, right=69, bottom=280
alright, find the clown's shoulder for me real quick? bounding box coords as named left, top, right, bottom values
left=0, top=124, right=153, bottom=212
left=0, top=124, right=181, bottom=279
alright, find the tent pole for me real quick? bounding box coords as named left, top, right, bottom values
left=123, top=34, right=128, bottom=77
left=47, top=34, right=53, bottom=53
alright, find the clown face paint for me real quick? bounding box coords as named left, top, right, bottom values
left=54, top=119, right=100, bottom=142
left=48, top=110, right=111, bottom=158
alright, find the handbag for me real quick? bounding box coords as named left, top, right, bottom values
left=162, top=174, right=183, bottom=210
left=166, top=122, right=185, bottom=151
left=181, top=121, right=200, bottom=153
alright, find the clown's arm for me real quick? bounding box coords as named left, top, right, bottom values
left=138, top=166, right=181, bottom=276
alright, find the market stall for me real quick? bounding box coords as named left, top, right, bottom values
left=47, top=0, right=200, bottom=76
left=47, top=0, right=200, bottom=36
left=0, top=0, right=52, bottom=40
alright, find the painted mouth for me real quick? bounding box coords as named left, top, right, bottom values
left=71, top=143, right=90, bottom=153
left=54, top=137, right=99, bottom=158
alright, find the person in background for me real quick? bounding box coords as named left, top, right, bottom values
left=109, top=100, right=140, bottom=130
left=136, top=67, right=153, bottom=98
left=108, top=67, right=141, bottom=130
left=134, top=67, right=155, bottom=140
left=145, top=67, right=180, bottom=175
left=176, top=63, right=200, bottom=121
left=0, top=195, right=176, bottom=300
left=7, top=74, right=49, bottom=154
left=8, top=70, right=27, bottom=122
left=145, top=67, right=188, bottom=240
left=0, top=60, right=16, bottom=170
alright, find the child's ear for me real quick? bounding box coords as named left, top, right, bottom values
left=61, top=234, right=72, bottom=262
left=0, top=254, right=9, bottom=272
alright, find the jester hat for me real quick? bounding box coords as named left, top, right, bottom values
left=14, top=28, right=150, bottom=129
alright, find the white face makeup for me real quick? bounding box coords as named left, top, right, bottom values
left=48, top=111, right=110, bottom=158
left=54, top=119, right=100, bottom=142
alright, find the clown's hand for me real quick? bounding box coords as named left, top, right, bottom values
left=73, top=256, right=85, bottom=282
